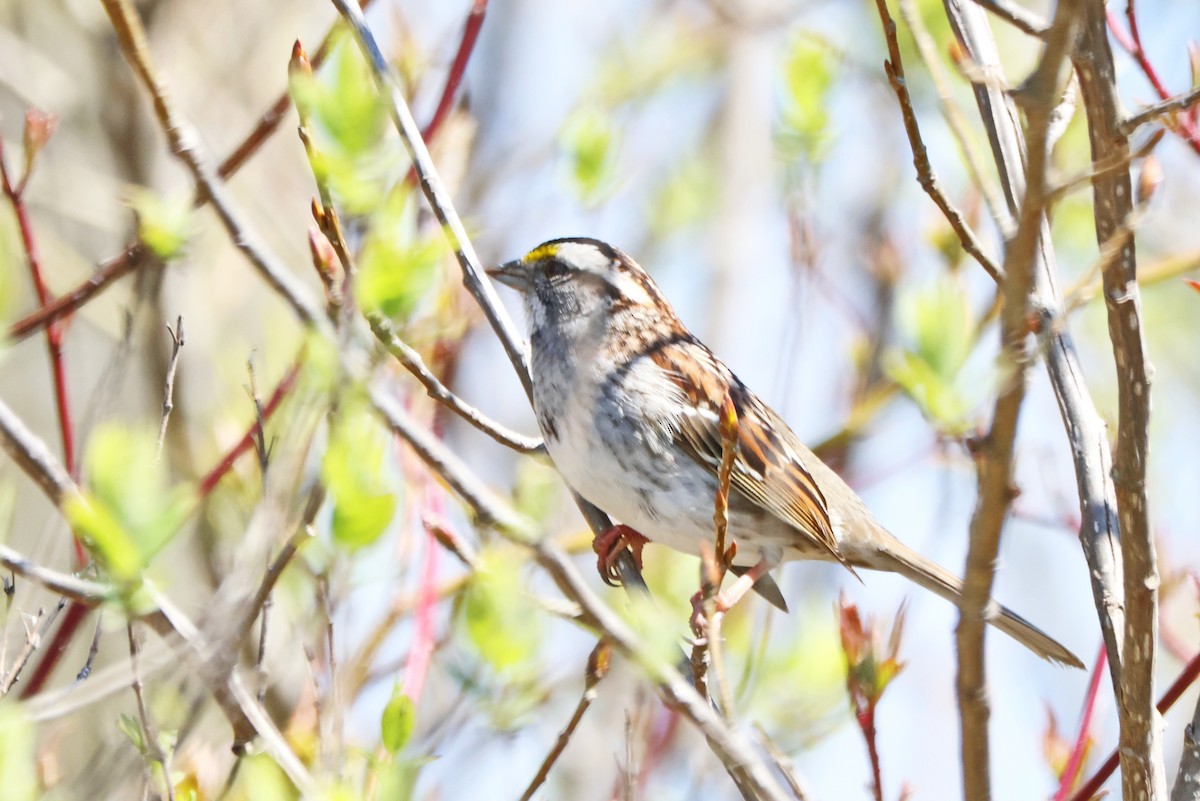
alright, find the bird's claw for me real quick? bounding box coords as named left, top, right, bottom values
left=593, top=524, right=648, bottom=587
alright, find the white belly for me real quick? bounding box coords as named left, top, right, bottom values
left=536, top=358, right=744, bottom=560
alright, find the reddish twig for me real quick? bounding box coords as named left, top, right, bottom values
left=197, top=357, right=302, bottom=499
left=7, top=247, right=143, bottom=344
left=403, top=0, right=488, bottom=186
left=1069, top=648, right=1200, bottom=801
left=1106, top=3, right=1200, bottom=154
left=1053, top=643, right=1108, bottom=801
left=0, top=127, right=84, bottom=572
left=420, top=0, right=487, bottom=144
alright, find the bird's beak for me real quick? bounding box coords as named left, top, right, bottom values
left=486, top=260, right=531, bottom=292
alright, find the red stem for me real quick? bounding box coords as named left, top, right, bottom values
left=1054, top=643, right=1108, bottom=801
left=0, top=133, right=83, bottom=568
left=197, top=358, right=302, bottom=498
left=1106, top=4, right=1200, bottom=155
left=860, top=707, right=884, bottom=801
left=404, top=0, right=489, bottom=186
left=1069, top=648, right=1200, bottom=801
left=420, top=0, right=487, bottom=144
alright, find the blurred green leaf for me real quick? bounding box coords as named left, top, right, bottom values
left=229, top=753, right=296, bottom=801
left=648, top=155, right=717, bottom=235
left=0, top=705, right=37, bottom=801
left=117, top=713, right=146, bottom=754
left=511, top=460, right=560, bottom=525
left=374, top=754, right=431, bottom=801
left=381, top=689, right=416, bottom=754
left=322, top=397, right=397, bottom=550
left=289, top=29, right=400, bottom=213
left=292, top=29, right=386, bottom=158
left=779, top=37, right=835, bottom=162
left=561, top=105, right=619, bottom=204
left=883, top=349, right=971, bottom=434
left=129, top=188, right=194, bottom=260
left=908, top=277, right=973, bottom=377
left=462, top=547, right=541, bottom=675
left=355, top=191, right=443, bottom=320
left=66, top=424, right=192, bottom=582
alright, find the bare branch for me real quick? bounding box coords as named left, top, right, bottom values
left=943, top=0, right=1126, bottom=696
left=1122, top=85, right=1200, bottom=135
left=873, top=0, right=1004, bottom=283
left=156, top=316, right=185, bottom=460
left=970, top=0, right=1048, bottom=37
left=953, top=1, right=1082, bottom=798
left=369, top=314, right=544, bottom=454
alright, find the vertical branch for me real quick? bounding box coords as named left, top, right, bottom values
left=1074, top=1, right=1165, bottom=796
left=942, top=0, right=1126, bottom=689
left=155, top=316, right=184, bottom=459
left=953, top=2, right=1081, bottom=798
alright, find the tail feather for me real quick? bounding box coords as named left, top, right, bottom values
left=854, top=537, right=1083, bottom=669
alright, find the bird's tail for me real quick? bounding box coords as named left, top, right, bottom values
left=853, top=537, right=1083, bottom=669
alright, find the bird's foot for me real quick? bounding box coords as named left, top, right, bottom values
left=593, top=524, right=648, bottom=587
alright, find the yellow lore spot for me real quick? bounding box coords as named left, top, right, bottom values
left=523, top=243, right=560, bottom=263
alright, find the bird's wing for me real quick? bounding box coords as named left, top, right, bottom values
left=648, top=340, right=847, bottom=567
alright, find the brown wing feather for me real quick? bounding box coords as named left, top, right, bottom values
left=649, top=341, right=847, bottom=566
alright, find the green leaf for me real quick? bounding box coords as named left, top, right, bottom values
left=381, top=689, right=416, bottom=754
left=462, top=547, right=541, bottom=675
left=355, top=191, right=443, bottom=320
left=129, top=188, right=194, bottom=260
left=67, top=424, right=192, bottom=582
left=779, top=37, right=835, bottom=162
left=0, top=705, right=37, bottom=801
left=117, top=713, right=146, bottom=754
left=560, top=105, right=620, bottom=203
left=322, top=397, right=397, bottom=550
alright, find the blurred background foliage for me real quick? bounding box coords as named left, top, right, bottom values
left=0, top=0, right=1199, bottom=799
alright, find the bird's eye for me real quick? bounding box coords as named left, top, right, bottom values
left=543, top=260, right=568, bottom=279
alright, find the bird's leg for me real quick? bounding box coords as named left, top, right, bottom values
left=689, top=557, right=776, bottom=637
left=593, top=524, right=648, bottom=587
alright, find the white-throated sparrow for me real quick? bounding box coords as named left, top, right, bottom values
left=489, top=237, right=1081, bottom=668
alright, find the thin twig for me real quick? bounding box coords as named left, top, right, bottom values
left=970, top=0, right=1047, bottom=37
left=898, top=0, right=1013, bottom=238
left=754, top=725, right=817, bottom=801
left=519, top=639, right=610, bottom=801
left=156, top=316, right=185, bottom=460
left=0, top=600, right=65, bottom=696
left=1053, top=643, right=1107, bottom=801
left=127, top=623, right=176, bottom=801
left=954, top=2, right=1081, bottom=798
left=1122, top=85, right=1200, bottom=135
left=198, top=356, right=302, bottom=499
left=369, top=315, right=543, bottom=454
left=0, top=545, right=108, bottom=604
left=873, top=0, right=1004, bottom=283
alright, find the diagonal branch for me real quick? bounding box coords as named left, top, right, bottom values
left=872, top=0, right=1003, bottom=283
